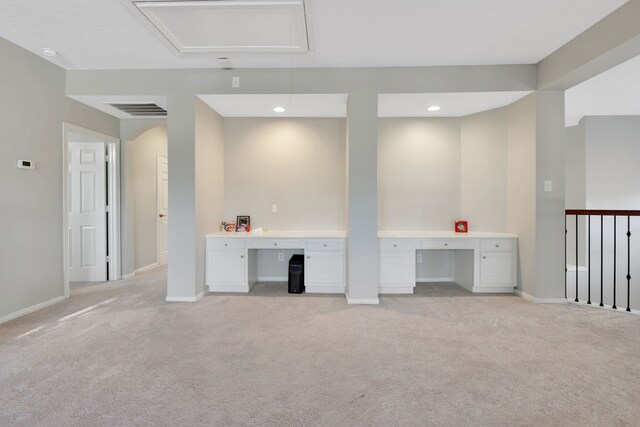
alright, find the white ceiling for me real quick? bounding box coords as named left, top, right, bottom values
left=0, top=0, right=627, bottom=70
left=198, top=94, right=347, bottom=117
left=378, top=92, right=533, bottom=118
left=565, top=54, right=640, bottom=126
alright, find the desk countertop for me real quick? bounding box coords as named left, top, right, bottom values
left=378, top=231, right=518, bottom=238
left=206, top=230, right=347, bottom=238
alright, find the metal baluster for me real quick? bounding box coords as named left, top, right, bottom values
left=575, top=214, right=579, bottom=302
left=613, top=216, right=617, bottom=310
left=600, top=215, right=604, bottom=307
left=627, top=216, right=631, bottom=312
left=588, top=215, right=591, bottom=305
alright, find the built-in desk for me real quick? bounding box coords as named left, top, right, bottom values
left=206, top=231, right=347, bottom=294
left=378, top=231, right=518, bottom=294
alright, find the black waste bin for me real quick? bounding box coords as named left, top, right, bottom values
left=288, top=254, right=305, bottom=294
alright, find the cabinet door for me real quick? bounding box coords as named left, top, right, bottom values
left=306, top=252, right=344, bottom=284
left=480, top=252, right=512, bottom=284
left=379, top=252, right=415, bottom=285
left=207, top=251, right=246, bottom=285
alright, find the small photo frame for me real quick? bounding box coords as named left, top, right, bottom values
left=236, top=216, right=250, bottom=232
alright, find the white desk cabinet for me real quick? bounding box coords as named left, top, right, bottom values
left=206, top=232, right=346, bottom=294
left=378, top=232, right=518, bottom=294
left=379, top=239, right=415, bottom=294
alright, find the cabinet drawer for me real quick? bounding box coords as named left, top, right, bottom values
left=307, top=239, right=345, bottom=252
left=247, top=239, right=302, bottom=249
left=207, top=238, right=246, bottom=250
left=480, top=239, right=513, bottom=252
left=419, top=239, right=476, bottom=250
left=379, top=238, right=413, bottom=251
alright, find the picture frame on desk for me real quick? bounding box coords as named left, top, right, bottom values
left=236, top=216, right=250, bottom=232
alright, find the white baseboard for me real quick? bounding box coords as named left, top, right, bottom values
left=515, top=289, right=567, bottom=304
left=416, top=277, right=454, bottom=283
left=346, top=293, right=380, bottom=305
left=568, top=299, right=639, bottom=315
left=379, top=286, right=414, bottom=294
left=121, top=272, right=135, bottom=280
left=135, top=262, right=160, bottom=274
left=0, top=295, right=67, bottom=325
left=208, top=284, right=250, bottom=293
left=166, top=291, right=204, bottom=303
left=473, top=286, right=515, bottom=294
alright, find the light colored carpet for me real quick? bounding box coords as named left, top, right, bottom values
left=1, top=267, right=639, bottom=426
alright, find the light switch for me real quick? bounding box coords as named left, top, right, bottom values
left=272, top=204, right=278, bottom=213
left=544, top=180, right=552, bottom=192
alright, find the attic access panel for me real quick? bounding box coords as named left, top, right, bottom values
left=130, top=0, right=309, bottom=53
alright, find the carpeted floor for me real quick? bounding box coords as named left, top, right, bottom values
left=1, top=267, right=639, bottom=426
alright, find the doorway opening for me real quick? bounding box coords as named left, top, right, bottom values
left=63, top=123, right=120, bottom=297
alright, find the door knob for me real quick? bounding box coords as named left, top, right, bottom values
left=159, top=214, right=167, bottom=218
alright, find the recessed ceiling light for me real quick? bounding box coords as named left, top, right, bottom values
left=273, top=106, right=286, bottom=113
left=427, top=105, right=441, bottom=112
left=41, top=47, right=58, bottom=57
left=217, top=57, right=230, bottom=63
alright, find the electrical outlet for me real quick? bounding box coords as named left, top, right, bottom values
left=278, top=252, right=284, bottom=261
left=544, top=180, right=552, bottom=192
left=232, top=76, right=240, bottom=88
left=272, top=204, right=278, bottom=213
left=417, top=253, right=422, bottom=263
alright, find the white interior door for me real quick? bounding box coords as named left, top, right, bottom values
left=157, top=153, right=169, bottom=265
left=68, top=142, right=107, bottom=282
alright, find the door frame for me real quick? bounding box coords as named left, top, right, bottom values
left=156, top=152, right=168, bottom=265
left=62, top=122, right=121, bottom=298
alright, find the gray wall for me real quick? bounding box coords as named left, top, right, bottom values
left=460, top=108, right=508, bottom=232
left=223, top=118, right=346, bottom=230
left=506, top=94, right=537, bottom=296
left=195, top=99, right=225, bottom=296
left=0, top=37, right=119, bottom=321
left=378, top=118, right=461, bottom=231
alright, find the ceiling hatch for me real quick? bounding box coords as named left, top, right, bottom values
left=127, top=0, right=309, bottom=54
left=107, top=102, right=168, bottom=117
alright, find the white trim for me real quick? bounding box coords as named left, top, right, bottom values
left=346, top=295, right=380, bottom=305
left=0, top=296, right=66, bottom=325
left=515, top=289, right=567, bottom=304
left=208, top=284, right=251, bottom=293
left=62, top=122, right=121, bottom=299
left=379, top=286, right=414, bottom=294
left=568, top=299, right=639, bottom=315
left=135, top=262, right=160, bottom=274
left=166, top=291, right=204, bottom=303
left=121, top=272, right=136, bottom=280
left=416, top=277, right=454, bottom=282
left=472, top=286, right=515, bottom=294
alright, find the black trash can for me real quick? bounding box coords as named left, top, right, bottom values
left=288, top=254, right=305, bottom=294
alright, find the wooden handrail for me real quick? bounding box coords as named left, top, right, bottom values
left=566, top=209, right=640, bottom=216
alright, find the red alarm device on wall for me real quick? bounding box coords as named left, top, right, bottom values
left=455, top=220, right=468, bottom=233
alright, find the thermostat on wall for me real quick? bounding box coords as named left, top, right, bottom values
left=17, top=160, right=35, bottom=170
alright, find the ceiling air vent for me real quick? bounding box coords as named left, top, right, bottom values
left=108, top=103, right=167, bottom=117
left=125, top=0, right=309, bottom=54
